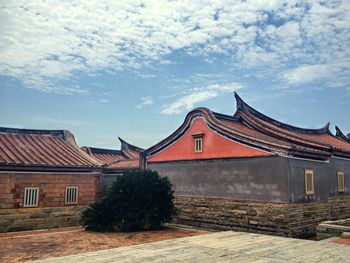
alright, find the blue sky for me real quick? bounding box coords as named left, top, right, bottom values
left=0, top=0, right=349, bottom=149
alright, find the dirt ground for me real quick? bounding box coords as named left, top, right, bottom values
left=0, top=226, right=208, bottom=262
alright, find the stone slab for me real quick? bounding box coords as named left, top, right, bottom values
left=34, top=231, right=350, bottom=263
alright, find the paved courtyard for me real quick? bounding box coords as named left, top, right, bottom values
left=0, top=227, right=207, bottom=262
left=34, top=231, right=350, bottom=263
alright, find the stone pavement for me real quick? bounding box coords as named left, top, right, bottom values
left=35, top=231, right=350, bottom=263
left=0, top=227, right=207, bottom=262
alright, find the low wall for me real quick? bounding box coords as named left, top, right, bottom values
left=173, top=196, right=350, bottom=238
left=0, top=206, right=86, bottom=232
left=317, top=219, right=350, bottom=240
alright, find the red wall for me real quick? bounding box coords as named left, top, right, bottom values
left=147, top=117, right=273, bottom=163
left=0, top=172, right=100, bottom=209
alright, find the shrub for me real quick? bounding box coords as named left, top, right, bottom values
left=81, top=170, right=176, bottom=232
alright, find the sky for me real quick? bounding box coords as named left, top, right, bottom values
left=0, top=0, right=349, bottom=149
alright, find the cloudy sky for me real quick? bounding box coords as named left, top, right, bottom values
left=0, top=0, right=349, bottom=149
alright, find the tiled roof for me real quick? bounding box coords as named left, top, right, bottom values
left=142, top=93, right=350, bottom=163
left=0, top=127, right=100, bottom=167
left=108, top=159, right=140, bottom=169
left=83, top=138, right=143, bottom=169
left=233, top=93, right=350, bottom=154
left=81, top=147, right=125, bottom=165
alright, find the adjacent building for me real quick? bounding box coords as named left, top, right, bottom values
left=0, top=128, right=142, bottom=232
left=141, top=93, right=350, bottom=237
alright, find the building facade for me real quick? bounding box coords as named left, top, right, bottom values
left=0, top=128, right=142, bottom=232
left=142, top=93, right=350, bottom=237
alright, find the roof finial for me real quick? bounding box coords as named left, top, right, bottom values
left=234, top=92, right=246, bottom=110
left=335, top=125, right=350, bottom=143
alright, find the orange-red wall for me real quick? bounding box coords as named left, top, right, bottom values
left=147, top=117, right=273, bottom=163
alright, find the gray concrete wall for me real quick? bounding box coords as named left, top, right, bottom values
left=148, top=156, right=350, bottom=203
left=148, top=156, right=290, bottom=202
left=100, top=174, right=120, bottom=194
left=288, top=157, right=350, bottom=202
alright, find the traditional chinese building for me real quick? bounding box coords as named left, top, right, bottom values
left=0, top=128, right=142, bottom=232
left=82, top=137, right=143, bottom=192
left=142, top=93, right=350, bottom=237
left=0, top=127, right=102, bottom=232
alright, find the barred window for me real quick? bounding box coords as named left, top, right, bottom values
left=65, top=186, right=78, bottom=204
left=305, top=169, right=314, bottom=195
left=23, top=187, right=39, bottom=207
left=194, top=137, right=203, bottom=153
left=337, top=171, right=345, bottom=193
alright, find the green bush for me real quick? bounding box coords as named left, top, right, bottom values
left=81, top=170, right=176, bottom=232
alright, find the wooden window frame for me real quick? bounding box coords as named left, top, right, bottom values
left=194, top=137, right=203, bottom=153
left=23, top=187, right=39, bottom=208
left=304, top=169, right=314, bottom=195
left=337, top=171, right=345, bottom=193
left=65, top=186, right=79, bottom=205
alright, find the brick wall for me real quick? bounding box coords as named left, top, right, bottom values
left=173, top=196, right=350, bottom=238
left=0, top=172, right=100, bottom=232
left=0, top=172, right=100, bottom=209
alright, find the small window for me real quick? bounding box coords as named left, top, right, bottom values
left=23, top=187, right=39, bottom=207
left=194, top=137, right=203, bottom=153
left=305, top=169, right=314, bottom=195
left=65, top=186, right=78, bottom=204
left=337, top=171, right=345, bottom=193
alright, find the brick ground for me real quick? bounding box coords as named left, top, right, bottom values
left=0, top=226, right=208, bottom=262
left=333, top=238, right=350, bottom=245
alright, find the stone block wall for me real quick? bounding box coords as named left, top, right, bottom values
left=0, top=206, right=85, bottom=232
left=173, top=196, right=350, bottom=238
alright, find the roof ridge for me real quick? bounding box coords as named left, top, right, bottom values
left=118, top=137, right=144, bottom=152
left=233, top=92, right=331, bottom=135
left=335, top=126, right=350, bottom=144
left=83, top=146, right=122, bottom=155
left=0, top=127, right=65, bottom=137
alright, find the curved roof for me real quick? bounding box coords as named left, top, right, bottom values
left=81, top=147, right=125, bottom=165
left=142, top=93, right=350, bottom=163
left=0, top=127, right=100, bottom=168
left=82, top=137, right=143, bottom=169
left=233, top=93, right=350, bottom=155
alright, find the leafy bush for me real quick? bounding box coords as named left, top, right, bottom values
left=81, top=170, right=176, bottom=232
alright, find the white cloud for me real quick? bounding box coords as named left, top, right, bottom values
left=281, top=61, right=350, bottom=86
left=161, top=82, right=243, bottom=115
left=0, top=0, right=349, bottom=93
left=136, top=96, right=154, bottom=109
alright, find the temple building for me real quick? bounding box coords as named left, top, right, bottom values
left=0, top=128, right=142, bottom=232
left=142, top=93, right=350, bottom=237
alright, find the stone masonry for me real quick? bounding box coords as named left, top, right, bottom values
left=0, top=206, right=85, bottom=232
left=173, top=196, right=350, bottom=238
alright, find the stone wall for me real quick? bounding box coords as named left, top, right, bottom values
left=173, top=196, right=350, bottom=238
left=317, top=219, right=350, bottom=240
left=0, top=206, right=85, bottom=232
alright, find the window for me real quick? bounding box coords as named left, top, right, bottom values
left=337, top=171, right=345, bottom=193
left=65, top=186, right=78, bottom=204
left=305, top=169, right=314, bottom=195
left=194, top=137, right=203, bottom=153
left=23, top=187, right=39, bottom=207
